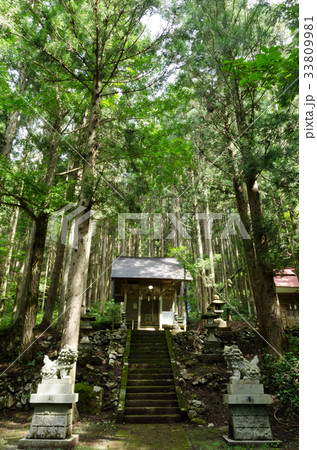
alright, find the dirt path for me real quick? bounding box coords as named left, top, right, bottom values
left=0, top=411, right=298, bottom=449
left=0, top=418, right=232, bottom=449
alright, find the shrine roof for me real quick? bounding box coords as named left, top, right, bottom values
left=274, top=268, right=299, bottom=288
left=111, top=257, right=192, bottom=281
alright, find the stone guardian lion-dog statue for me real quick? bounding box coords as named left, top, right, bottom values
left=40, top=345, right=78, bottom=380
left=223, top=345, right=261, bottom=381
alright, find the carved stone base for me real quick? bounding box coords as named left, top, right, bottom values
left=26, top=378, right=78, bottom=441
left=18, top=434, right=79, bottom=448
left=224, top=381, right=274, bottom=442
left=222, top=435, right=282, bottom=447
left=28, top=404, right=73, bottom=439
left=228, top=405, right=273, bottom=440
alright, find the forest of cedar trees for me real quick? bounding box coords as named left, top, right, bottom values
left=0, top=0, right=298, bottom=363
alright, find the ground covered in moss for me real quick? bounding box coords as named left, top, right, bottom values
left=0, top=410, right=298, bottom=449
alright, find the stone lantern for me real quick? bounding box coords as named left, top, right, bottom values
left=79, top=309, right=95, bottom=344
left=212, top=294, right=227, bottom=328
left=200, top=302, right=223, bottom=362
left=202, top=304, right=219, bottom=343
left=212, top=294, right=225, bottom=315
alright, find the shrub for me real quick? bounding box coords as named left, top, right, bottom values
left=261, top=331, right=299, bottom=416
left=89, top=299, right=121, bottom=323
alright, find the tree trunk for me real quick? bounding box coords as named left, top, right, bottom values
left=160, top=198, right=167, bottom=257
left=1, top=68, right=27, bottom=156
left=99, top=227, right=108, bottom=315
left=81, top=218, right=94, bottom=314
left=246, top=177, right=287, bottom=354
left=56, top=234, right=73, bottom=331
left=220, top=237, right=229, bottom=305
left=0, top=206, right=20, bottom=301
left=232, top=170, right=287, bottom=354
left=13, top=223, right=36, bottom=322
left=230, top=82, right=288, bottom=354
left=41, top=244, right=52, bottom=310
left=41, top=235, right=66, bottom=327
left=60, top=214, right=92, bottom=348
left=18, top=212, right=49, bottom=357
left=191, top=171, right=208, bottom=313
left=41, top=155, right=80, bottom=327
left=203, top=198, right=215, bottom=304
left=15, top=112, right=61, bottom=355
left=148, top=196, right=154, bottom=257
left=60, top=76, right=101, bottom=359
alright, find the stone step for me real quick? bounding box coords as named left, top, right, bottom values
left=129, top=361, right=170, bottom=366
left=130, top=349, right=168, bottom=353
left=129, top=366, right=172, bottom=371
left=132, top=330, right=165, bottom=336
left=131, top=342, right=167, bottom=350
left=128, top=373, right=172, bottom=380
left=123, top=414, right=182, bottom=424
left=125, top=399, right=178, bottom=407
left=131, top=336, right=166, bottom=341
left=131, top=349, right=167, bottom=353
left=129, top=355, right=169, bottom=359
left=129, top=367, right=171, bottom=372
left=132, top=337, right=166, bottom=340
left=130, top=348, right=167, bottom=352
left=129, top=363, right=171, bottom=369
left=121, top=331, right=183, bottom=424
left=128, top=368, right=172, bottom=374
left=129, top=355, right=170, bottom=360
left=124, top=406, right=180, bottom=415
left=129, top=362, right=170, bottom=367
left=132, top=332, right=165, bottom=336
left=133, top=338, right=165, bottom=342
left=130, top=345, right=167, bottom=349
left=130, top=344, right=168, bottom=349
left=128, top=379, right=173, bottom=386
left=132, top=334, right=165, bottom=337
left=129, top=352, right=169, bottom=360
left=132, top=338, right=166, bottom=341
left=131, top=342, right=166, bottom=344
left=126, top=392, right=177, bottom=400
left=126, top=386, right=175, bottom=393
left=130, top=346, right=167, bottom=351
left=132, top=335, right=166, bottom=338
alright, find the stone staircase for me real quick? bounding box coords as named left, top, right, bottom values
left=124, top=330, right=183, bottom=423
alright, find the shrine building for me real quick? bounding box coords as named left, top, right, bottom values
left=111, top=257, right=192, bottom=330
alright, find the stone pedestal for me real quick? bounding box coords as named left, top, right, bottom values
left=200, top=325, right=223, bottom=363
left=223, top=380, right=281, bottom=446
left=199, top=340, right=223, bottom=363
left=18, top=378, right=79, bottom=449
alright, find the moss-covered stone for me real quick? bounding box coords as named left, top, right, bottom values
left=75, top=383, right=103, bottom=415
left=115, top=329, right=131, bottom=423
left=165, top=329, right=188, bottom=420
left=191, top=417, right=206, bottom=426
